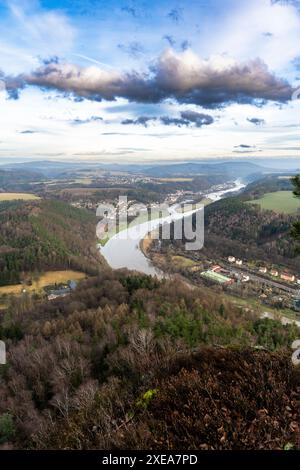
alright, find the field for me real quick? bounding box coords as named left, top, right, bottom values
left=156, top=177, right=194, bottom=182
left=0, top=192, right=40, bottom=201
left=0, top=270, right=86, bottom=296
left=201, top=270, right=232, bottom=284
left=171, top=255, right=197, bottom=268
left=248, top=191, right=300, bottom=214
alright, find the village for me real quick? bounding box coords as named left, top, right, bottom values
left=199, top=255, right=300, bottom=313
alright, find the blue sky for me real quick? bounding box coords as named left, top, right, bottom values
left=1, top=0, right=300, bottom=162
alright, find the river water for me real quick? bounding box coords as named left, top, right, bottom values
left=100, top=179, right=246, bottom=276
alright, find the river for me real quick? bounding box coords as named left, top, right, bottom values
left=100, top=179, right=246, bottom=276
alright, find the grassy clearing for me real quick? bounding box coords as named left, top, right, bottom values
left=171, top=256, right=197, bottom=268
left=247, top=191, right=300, bottom=214
left=0, top=193, right=40, bottom=201
left=156, top=177, right=194, bottom=182
left=0, top=270, right=86, bottom=296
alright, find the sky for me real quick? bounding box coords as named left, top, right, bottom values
left=1, top=0, right=300, bottom=163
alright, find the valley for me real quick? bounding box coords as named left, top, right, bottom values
left=0, top=159, right=300, bottom=451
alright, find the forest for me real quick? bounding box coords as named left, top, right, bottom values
left=0, top=270, right=299, bottom=449
left=0, top=199, right=101, bottom=285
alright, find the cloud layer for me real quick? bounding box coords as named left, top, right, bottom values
left=2, top=49, right=293, bottom=108
left=121, top=110, right=214, bottom=127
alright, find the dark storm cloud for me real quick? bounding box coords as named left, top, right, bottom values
left=1, top=49, right=293, bottom=108
left=247, top=117, right=266, bottom=125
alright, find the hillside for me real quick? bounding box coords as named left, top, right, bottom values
left=164, top=196, right=299, bottom=269
left=143, top=161, right=270, bottom=178
left=202, top=197, right=298, bottom=265
left=0, top=272, right=299, bottom=449
left=0, top=199, right=100, bottom=285
left=0, top=169, right=43, bottom=191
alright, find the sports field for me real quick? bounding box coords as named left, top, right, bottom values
left=248, top=191, right=300, bottom=214
left=201, top=270, right=232, bottom=284
left=0, top=193, right=40, bottom=201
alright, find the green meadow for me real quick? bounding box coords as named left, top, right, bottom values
left=248, top=191, right=300, bottom=214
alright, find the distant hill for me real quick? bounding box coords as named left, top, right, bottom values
left=1, top=159, right=297, bottom=180
left=0, top=199, right=101, bottom=285
left=1, top=160, right=147, bottom=178
left=0, top=169, right=44, bottom=190
left=142, top=161, right=273, bottom=178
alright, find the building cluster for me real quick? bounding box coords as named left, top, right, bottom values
left=201, top=264, right=249, bottom=285
left=166, top=190, right=194, bottom=204
left=227, top=256, right=299, bottom=284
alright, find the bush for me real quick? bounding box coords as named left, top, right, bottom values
left=0, top=413, right=15, bottom=444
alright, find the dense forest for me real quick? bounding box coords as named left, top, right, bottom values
left=0, top=270, right=299, bottom=449
left=0, top=199, right=101, bottom=285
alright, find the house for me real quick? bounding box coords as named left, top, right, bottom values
left=69, top=280, right=77, bottom=290
left=280, top=273, right=295, bottom=283
left=228, top=256, right=236, bottom=263
left=270, top=270, right=279, bottom=277
left=211, top=265, right=222, bottom=272
left=236, top=259, right=243, bottom=266
left=47, top=286, right=71, bottom=301
left=259, top=267, right=267, bottom=274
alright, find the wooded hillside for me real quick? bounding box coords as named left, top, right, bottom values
left=0, top=271, right=299, bottom=449
left=0, top=199, right=100, bottom=285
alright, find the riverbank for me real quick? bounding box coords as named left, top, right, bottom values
left=100, top=179, right=246, bottom=274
